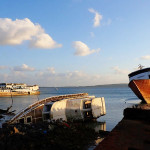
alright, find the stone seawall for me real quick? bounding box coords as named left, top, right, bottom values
left=0, top=91, right=40, bottom=97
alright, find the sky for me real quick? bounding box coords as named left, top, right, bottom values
left=0, top=0, right=150, bottom=87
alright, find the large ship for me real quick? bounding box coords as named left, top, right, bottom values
left=0, top=83, right=40, bottom=96
left=128, top=65, right=150, bottom=104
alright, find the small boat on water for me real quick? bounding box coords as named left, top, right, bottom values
left=128, top=65, right=150, bottom=104
left=7, top=93, right=106, bottom=124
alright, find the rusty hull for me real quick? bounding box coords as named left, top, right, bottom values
left=128, top=79, right=150, bottom=104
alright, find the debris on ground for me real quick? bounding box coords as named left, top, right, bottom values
left=0, top=121, right=108, bottom=150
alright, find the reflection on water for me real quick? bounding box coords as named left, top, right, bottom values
left=0, top=114, right=14, bottom=128
left=87, top=122, right=106, bottom=150
left=125, top=97, right=141, bottom=104
left=85, top=122, right=106, bottom=132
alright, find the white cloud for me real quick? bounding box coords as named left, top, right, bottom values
left=35, top=70, right=101, bottom=86
left=29, top=33, right=62, bottom=49
left=0, top=65, right=7, bottom=69
left=112, top=66, right=129, bottom=74
left=73, top=41, right=100, bottom=56
left=88, top=8, right=102, bottom=27
left=47, top=67, right=56, bottom=74
left=0, top=18, right=62, bottom=49
left=140, top=55, right=150, bottom=60
left=12, top=71, right=26, bottom=77
left=66, top=71, right=87, bottom=79
left=0, top=66, right=129, bottom=86
left=12, top=64, right=35, bottom=71
left=0, top=71, right=27, bottom=83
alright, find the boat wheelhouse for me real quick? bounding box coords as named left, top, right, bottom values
left=128, top=67, right=150, bottom=81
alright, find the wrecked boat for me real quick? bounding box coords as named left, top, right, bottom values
left=8, top=93, right=106, bottom=124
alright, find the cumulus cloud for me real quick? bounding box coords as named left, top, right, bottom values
left=12, top=64, right=35, bottom=71
left=47, top=67, right=56, bottom=74
left=67, top=71, right=87, bottom=79
left=112, top=66, right=129, bottom=74
left=36, top=70, right=96, bottom=86
left=0, top=18, right=62, bottom=49
left=28, top=70, right=128, bottom=86
left=0, top=65, right=129, bottom=86
left=0, top=65, right=7, bottom=69
left=73, top=41, right=100, bottom=56
left=29, top=33, right=62, bottom=49
left=88, top=8, right=102, bottom=27
left=140, top=55, right=150, bottom=60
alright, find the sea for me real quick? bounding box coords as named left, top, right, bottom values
left=0, top=84, right=141, bottom=131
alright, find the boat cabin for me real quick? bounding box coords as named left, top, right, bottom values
left=42, top=97, right=106, bottom=122
left=128, top=67, right=150, bottom=81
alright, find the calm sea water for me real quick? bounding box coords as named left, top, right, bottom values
left=0, top=84, right=140, bottom=131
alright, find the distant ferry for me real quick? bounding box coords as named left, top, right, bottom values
left=0, top=83, right=40, bottom=96
left=128, top=65, right=150, bottom=104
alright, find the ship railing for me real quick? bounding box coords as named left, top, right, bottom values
left=16, top=103, right=44, bottom=121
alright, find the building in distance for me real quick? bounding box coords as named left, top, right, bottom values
left=0, top=83, right=40, bottom=97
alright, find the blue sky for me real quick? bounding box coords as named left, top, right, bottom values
left=0, top=0, right=150, bottom=86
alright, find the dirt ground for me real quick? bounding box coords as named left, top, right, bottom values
left=95, top=106, right=150, bottom=150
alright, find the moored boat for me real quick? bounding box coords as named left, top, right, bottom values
left=128, top=66, right=150, bottom=103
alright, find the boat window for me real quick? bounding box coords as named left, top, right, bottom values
left=83, top=111, right=92, bottom=118
left=27, top=116, right=32, bottom=123
left=149, top=75, right=150, bottom=79
left=43, top=114, right=50, bottom=120
left=43, top=105, right=52, bottom=112
left=84, top=101, right=91, bottom=109
left=19, top=118, right=24, bottom=124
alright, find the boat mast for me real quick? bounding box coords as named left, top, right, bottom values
left=6, top=90, right=13, bottom=112
left=138, top=64, right=144, bottom=70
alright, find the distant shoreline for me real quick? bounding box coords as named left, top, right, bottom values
left=40, top=83, right=128, bottom=88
